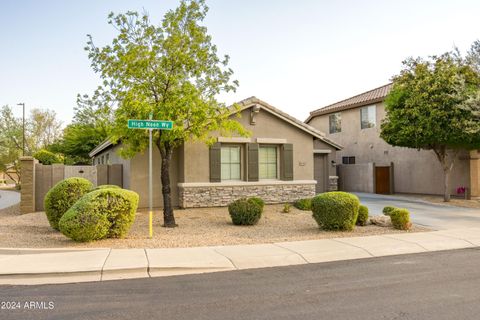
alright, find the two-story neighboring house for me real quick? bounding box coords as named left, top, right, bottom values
left=306, top=83, right=480, bottom=198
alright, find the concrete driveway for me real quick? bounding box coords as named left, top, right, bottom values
left=356, top=192, right=480, bottom=230
left=0, top=190, right=20, bottom=210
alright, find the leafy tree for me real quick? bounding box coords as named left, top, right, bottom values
left=49, top=92, right=114, bottom=164
left=85, top=0, right=247, bottom=227
left=0, top=105, right=62, bottom=183
left=26, top=108, right=63, bottom=153
left=33, top=149, right=63, bottom=165
left=0, top=106, right=22, bottom=183
left=381, top=50, right=480, bottom=202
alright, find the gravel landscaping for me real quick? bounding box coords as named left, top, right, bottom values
left=0, top=203, right=429, bottom=249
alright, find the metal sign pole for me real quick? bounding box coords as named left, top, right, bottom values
left=127, top=116, right=172, bottom=239
left=148, top=114, right=153, bottom=239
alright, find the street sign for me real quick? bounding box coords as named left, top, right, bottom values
left=127, top=117, right=174, bottom=239
left=128, top=119, right=173, bottom=130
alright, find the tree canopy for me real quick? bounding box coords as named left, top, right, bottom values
left=381, top=45, right=480, bottom=201
left=84, top=0, right=248, bottom=226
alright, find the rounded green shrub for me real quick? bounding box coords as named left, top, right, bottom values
left=293, top=198, right=312, bottom=211
left=59, top=188, right=139, bottom=242
left=228, top=198, right=262, bottom=226
left=356, top=205, right=369, bottom=226
left=44, top=177, right=93, bottom=230
left=34, top=149, right=63, bottom=165
left=249, top=197, right=265, bottom=212
left=311, top=192, right=360, bottom=231
left=91, top=184, right=121, bottom=192
left=383, top=206, right=396, bottom=216
left=390, top=208, right=411, bottom=230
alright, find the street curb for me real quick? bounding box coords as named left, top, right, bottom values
left=2, top=228, right=480, bottom=286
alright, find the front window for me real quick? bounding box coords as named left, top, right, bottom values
left=259, top=146, right=277, bottom=179
left=221, top=146, right=241, bottom=180
left=360, top=105, right=376, bottom=129
left=329, top=113, right=341, bottom=134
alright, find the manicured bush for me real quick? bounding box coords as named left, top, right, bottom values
left=228, top=198, right=262, bottom=226
left=383, top=206, right=396, bottom=216
left=34, top=149, right=63, bottom=165
left=311, top=192, right=360, bottom=231
left=249, top=197, right=265, bottom=212
left=91, top=184, right=121, bottom=192
left=59, top=188, right=139, bottom=242
left=293, top=198, right=312, bottom=211
left=390, top=208, right=411, bottom=230
left=356, top=205, right=369, bottom=226
left=44, top=177, right=93, bottom=230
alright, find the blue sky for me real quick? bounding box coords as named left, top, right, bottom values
left=1, top=0, right=479, bottom=124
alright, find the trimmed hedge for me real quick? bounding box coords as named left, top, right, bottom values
left=91, top=185, right=121, bottom=192
left=293, top=198, right=312, bottom=211
left=59, top=188, right=139, bottom=242
left=390, top=208, right=411, bottom=230
left=228, top=198, right=262, bottom=226
left=356, top=205, right=369, bottom=226
left=311, top=192, right=360, bottom=231
left=249, top=197, right=265, bottom=212
left=383, top=206, right=396, bottom=216
left=44, top=177, right=93, bottom=230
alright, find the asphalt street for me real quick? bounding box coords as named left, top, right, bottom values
left=2, top=248, right=480, bottom=320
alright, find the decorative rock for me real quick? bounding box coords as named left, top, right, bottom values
left=369, top=215, right=392, bottom=227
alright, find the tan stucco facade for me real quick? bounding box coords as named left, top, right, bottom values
left=308, top=102, right=475, bottom=197
left=93, top=99, right=340, bottom=208
left=182, top=107, right=330, bottom=182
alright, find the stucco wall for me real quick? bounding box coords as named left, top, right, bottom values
left=337, top=163, right=375, bottom=193
left=308, top=103, right=471, bottom=196
left=93, top=144, right=131, bottom=189
left=183, top=107, right=320, bottom=183
left=129, top=145, right=180, bottom=208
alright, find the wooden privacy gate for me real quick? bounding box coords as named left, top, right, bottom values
left=19, top=157, right=123, bottom=213
left=375, top=166, right=391, bottom=194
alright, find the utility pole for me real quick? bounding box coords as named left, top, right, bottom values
left=17, top=103, right=25, bottom=156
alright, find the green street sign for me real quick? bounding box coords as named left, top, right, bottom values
left=128, top=119, right=173, bottom=130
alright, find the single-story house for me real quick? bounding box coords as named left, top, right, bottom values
left=89, top=97, right=342, bottom=208
left=305, top=83, right=480, bottom=198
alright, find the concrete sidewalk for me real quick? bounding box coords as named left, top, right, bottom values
left=2, top=228, right=480, bottom=285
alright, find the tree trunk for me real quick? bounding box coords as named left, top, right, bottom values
left=159, top=144, right=177, bottom=228
left=443, top=167, right=451, bottom=202
left=432, top=147, right=458, bottom=202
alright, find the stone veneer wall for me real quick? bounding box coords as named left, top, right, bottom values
left=178, top=182, right=316, bottom=208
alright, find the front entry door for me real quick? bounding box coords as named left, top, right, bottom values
left=314, top=154, right=327, bottom=194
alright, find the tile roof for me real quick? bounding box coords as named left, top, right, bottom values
left=235, top=97, right=342, bottom=150
left=306, top=83, right=392, bottom=122
left=89, top=96, right=344, bottom=157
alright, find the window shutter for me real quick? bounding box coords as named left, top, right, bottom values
left=247, top=143, right=259, bottom=181
left=210, top=142, right=221, bottom=182
left=281, top=144, right=294, bottom=181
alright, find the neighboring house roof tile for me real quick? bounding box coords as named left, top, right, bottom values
left=305, top=83, right=392, bottom=123
left=89, top=97, right=343, bottom=157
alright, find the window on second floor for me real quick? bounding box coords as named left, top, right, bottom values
left=329, top=113, right=342, bottom=134
left=360, top=105, right=376, bottom=129
left=221, top=146, right=241, bottom=181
